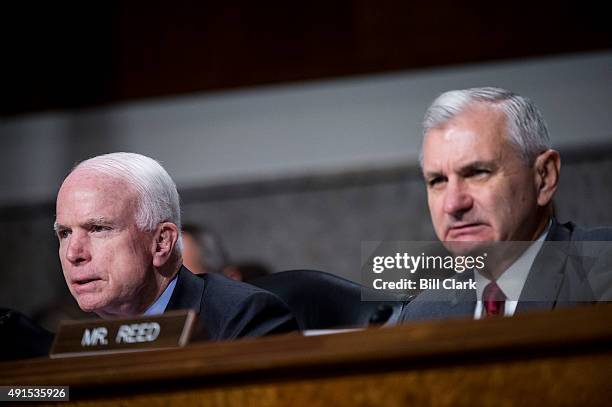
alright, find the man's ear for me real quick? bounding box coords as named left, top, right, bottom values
left=152, top=222, right=180, bottom=268
left=534, top=149, right=561, bottom=207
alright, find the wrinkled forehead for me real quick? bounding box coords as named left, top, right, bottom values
left=421, top=104, right=515, bottom=169
left=61, top=168, right=131, bottom=192
left=425, top=102, right=508, bottom=139
left=57, top=169, right=140, bottom=211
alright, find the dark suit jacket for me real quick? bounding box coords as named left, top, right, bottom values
left=166, top=266, right=299, bottom=341
left=400, top=219, right=612, bottom=322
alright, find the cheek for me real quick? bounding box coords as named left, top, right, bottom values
left=111, top=236, right=152, bottom=276
left=485, top=190, right=505, bottom=214
left=92, top=242, right=114, bottom=264
left=88, top=240, right=130, bottom=286
left=505, top=179, right=535, bottom=215
left=427, top=193, right=441, bottom=217
left=478, top=183, right=525, bottom=233
left=427, top=194, right=445, bottom=233
left=58, top=241, right=66, bottom=259
left=58, top=245, right=71, bottom=275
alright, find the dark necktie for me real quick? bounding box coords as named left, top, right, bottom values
left=483, top=282, right=506, bottom=316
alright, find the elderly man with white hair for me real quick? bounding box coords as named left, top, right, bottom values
left=54, top=152, right=297, bottom=340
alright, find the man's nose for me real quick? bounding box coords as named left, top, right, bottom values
left=65, top=232, right=91, bottom=265
left=443, top=178, right=473, bottom=218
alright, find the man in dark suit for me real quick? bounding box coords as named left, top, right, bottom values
left=167, top=266, right=296, bottom=340
left=400, top=87, right=611, bottom=322
left=55, top=152, right=297, bottom=340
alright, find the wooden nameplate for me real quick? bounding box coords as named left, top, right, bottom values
left=50, top=310, right=196, bottom=358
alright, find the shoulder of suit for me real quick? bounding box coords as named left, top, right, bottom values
left=550, top=220, right=612, bottom=241
left=200, top=272, right=281, bottom=299
left=564, top=222, right=612, bottom=241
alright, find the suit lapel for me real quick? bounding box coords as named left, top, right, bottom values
left=447, top=270, right=478, bottom=315
left=402, top=220, right=580, bottom=320
left=442, top=283, right=478, bottom=317
left=166, top=266, right=206, bottom=314
left=402, top=271, right=476, bottom=321
left=516, top=219, right=571, bottom=312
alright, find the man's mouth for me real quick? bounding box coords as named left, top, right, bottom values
left=446, top=223, right=487, bottom=240
left=72, top=277, right=102, bottom=293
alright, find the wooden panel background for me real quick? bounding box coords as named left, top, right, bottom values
left=3, top=1, right=610, bottom=116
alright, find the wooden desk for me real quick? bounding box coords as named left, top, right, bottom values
left=2, top=304, right=611, bottom=406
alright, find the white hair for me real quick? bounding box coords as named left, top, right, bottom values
left=72, top=152, right=182, bottom=251
left=421, top=87, right=551, bottom=166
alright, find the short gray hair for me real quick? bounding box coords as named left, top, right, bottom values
left=72, top=152, right=182, bottom=251
left=421, top=87, right=551, bottom=165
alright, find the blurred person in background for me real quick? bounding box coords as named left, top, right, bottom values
left=182, top=223, right=271, bottom=282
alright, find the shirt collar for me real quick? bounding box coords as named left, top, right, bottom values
left=475, top=220, right=552, bottom=301
left=144, top=274, right=178, bottom=316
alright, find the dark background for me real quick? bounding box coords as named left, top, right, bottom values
left=1, top=1, right=610, bottom=330
left=3, top=1, right=610, bottom=116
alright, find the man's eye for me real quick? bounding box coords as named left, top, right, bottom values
left=427, top=177, right=445, bottom=187
left=57, top=229, right=70, bottom=239
left=91, top=225, right=111, bottom=233
left=466, top=168, right=491, bottom=178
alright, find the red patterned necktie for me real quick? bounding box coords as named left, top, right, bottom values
left=483, top=282, right=506, bottom=316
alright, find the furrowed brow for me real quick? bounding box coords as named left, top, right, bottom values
left=423, top=170, right=444, bottom=180
left=83, top=217, right=115, bottom=227
left=458, top=160, right=496, bottom=175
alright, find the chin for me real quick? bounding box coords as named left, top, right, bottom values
left=75, top=296, right=103, bottom=313
left=442, top=239, right=493, bottom=257
left=76, top=303, right=97, bottom=313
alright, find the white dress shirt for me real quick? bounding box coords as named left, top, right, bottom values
left=473, top=222, right=551, bottom=319
left=144, top=274, right=178, bottom=316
